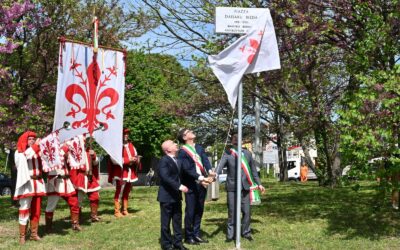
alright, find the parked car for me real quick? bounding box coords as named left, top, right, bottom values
left=0, top=173, right=12, bottom=196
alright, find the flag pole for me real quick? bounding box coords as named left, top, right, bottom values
left=91, top=10, right=99, bottom=135
left=235, top=80, right=243, bottom=249
left=93, top=6, right=98, bottom=53
left=93, top=15, right=98, bottom=53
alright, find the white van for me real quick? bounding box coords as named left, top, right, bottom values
left=287, top=146, right=317, bottom=181
left=287, top=159, right=317, bottom=181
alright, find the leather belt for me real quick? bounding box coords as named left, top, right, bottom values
left=30, top=176, right=43, bottom=180
left=57, top=175, right=70, bottom=179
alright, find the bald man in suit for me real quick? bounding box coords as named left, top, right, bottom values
left=157, top=140, right=189, bottom=250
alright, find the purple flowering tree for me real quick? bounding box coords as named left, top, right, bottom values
left=0, top=1, right=51, bottom=151
left=0, top=0, right=154, bottom=152
left=0, top=1, right=50, bottom=75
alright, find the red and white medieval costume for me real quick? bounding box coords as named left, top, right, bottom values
left=45, top=145, right=80, bottom=231
left=107, top=129, right=141, bottom=217
left=69, top=147, right=101, bottom=222
left=14, top=131, right=46, bottom=243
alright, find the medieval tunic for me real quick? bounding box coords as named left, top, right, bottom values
left=45, top=147, right=80, bottom=227
left=14, top=144, right=46, bottom=199
left=108, top=141, right=141, bottom=216
left=14, top=134, right=46, bottom=227
left=108, top=142, right=140, bottom=183
left=70, top=150, right=100, bottom=193
left=46, top=148, right=76, bottom=196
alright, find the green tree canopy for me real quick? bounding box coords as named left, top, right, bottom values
left=124, top=51, right=191, bottom=158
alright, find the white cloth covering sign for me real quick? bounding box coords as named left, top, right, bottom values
left=208, top=9, right=281, bottom=108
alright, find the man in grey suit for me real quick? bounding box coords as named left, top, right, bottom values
left=216, top=134, right=265, bottom=242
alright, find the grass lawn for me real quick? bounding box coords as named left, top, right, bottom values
left=1, top=180, right=400, bottom=249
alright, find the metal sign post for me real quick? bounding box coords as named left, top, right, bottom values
left=235, top=81, right=243, bottom=249
left=213, top=7, right=273, bottom=249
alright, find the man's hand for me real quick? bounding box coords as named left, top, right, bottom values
left=208, top=171, right=217, bottom=178
left=200, top=181, right=210, bottom=188
left=181, top=185, right=188, bottom=193
left=89, top=149, right=95, bottom=155
left=204, top=177, right=214, bottom=184
left=258, top=185, right=266, bottom=194
left=208, top=171, right=217, bottom=182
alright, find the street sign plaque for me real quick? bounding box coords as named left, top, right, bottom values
left=215, top=7, right=268, bottom=34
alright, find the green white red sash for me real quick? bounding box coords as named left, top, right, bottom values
left=181, top=144, right=206, bottom=176
left=230, top=148, right=261, bottom=205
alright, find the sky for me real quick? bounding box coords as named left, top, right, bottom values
left=122, top=0, right=215, bottom=68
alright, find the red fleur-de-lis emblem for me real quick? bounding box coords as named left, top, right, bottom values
left=239, top=30, right=263, bottom=64
left=246, top=39, right=260, bottom=64
left=42, top=139, right=56, bottom=163
left=69, top=141, right=83, bottom=162
left=65, top=57, right=119, bottom=134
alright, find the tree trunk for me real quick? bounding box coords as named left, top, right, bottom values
left=329, top=133, right=342, bottom=187
left=276, top=114, right=288, bottom=181
left=301, top=144, right=317, bottom=174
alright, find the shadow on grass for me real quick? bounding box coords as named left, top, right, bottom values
left=258, top=181, right=400, bottom=240
left=42, top=219, right=74, bottom=237
left=204, top=215, right=262, bottom=239
left=203, top=218, right=226, bottom=238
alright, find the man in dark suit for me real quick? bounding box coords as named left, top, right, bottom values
left=216, top=134, right=266, bottom=242
left=157, top=140, right=189, bottom=250
left=177, top=128, right=215, bottom=245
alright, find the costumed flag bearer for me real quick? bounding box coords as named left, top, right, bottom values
left=14, top=131, right=46, bottom=244
left=107, top=128, right=141, bottom=217
left=45, top=144, right=81, bottom=232
left=69, top=137, right=101, bottom=222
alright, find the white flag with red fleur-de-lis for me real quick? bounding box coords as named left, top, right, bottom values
left=53, top=41, right=125, bottom=166
left=40, top=132, right=64, bottom=172
left=208, top=9, right=280, bottom=108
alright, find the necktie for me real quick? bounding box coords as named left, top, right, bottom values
left=173, top=157, right=181, bottom=173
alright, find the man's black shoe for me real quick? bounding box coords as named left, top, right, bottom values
left=184, top=239, right=199, bottom=245
left=243, top=235, right=253, bottom=241
left=194, top=236, right=209, bottom=243
left=174, top=244, right=189, bottom=250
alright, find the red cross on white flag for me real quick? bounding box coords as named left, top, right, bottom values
left=208, top=9, right=280, bottom=108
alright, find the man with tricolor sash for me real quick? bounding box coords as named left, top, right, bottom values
left=216, top=134, right=265, bottom=242
left=177, top=128, right=216, bottom=245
